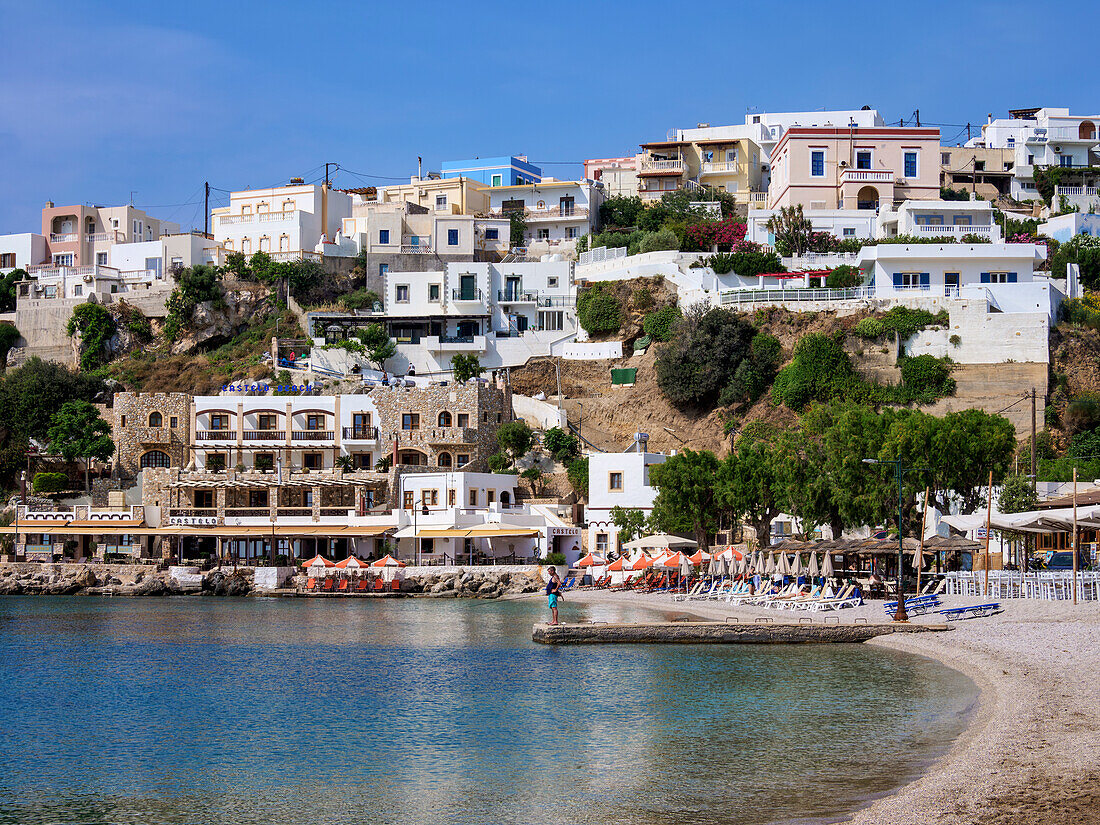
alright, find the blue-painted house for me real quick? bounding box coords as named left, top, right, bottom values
left=441, top=156, right=542, bottom=188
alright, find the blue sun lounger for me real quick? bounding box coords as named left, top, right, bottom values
left=882, top=594, right=942, bottom=617
left=935, top=603, right=1003, bottom=621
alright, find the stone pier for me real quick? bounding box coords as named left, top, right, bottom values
left=532, top=620, right=951, bottom=645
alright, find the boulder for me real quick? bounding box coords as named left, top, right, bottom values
left=132, top=576, right=169, bottom=596
left=430, top=581, right=449, bottom=594
left=74, top=568, right=98, bottom=588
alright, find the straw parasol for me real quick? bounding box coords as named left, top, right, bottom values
left=622, top=533, right=698, bottom=551
left=776, top=551, right=790, bottom=577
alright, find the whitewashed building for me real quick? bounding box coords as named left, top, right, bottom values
left=586, top=447, right=668, bottom=557
left=211, top=183, right=349, bottom=260
left=488, top=180, right=604, bottom=256
left=0, top=233, right=47, bottom=273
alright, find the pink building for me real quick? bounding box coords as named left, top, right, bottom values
left=767, top=127, right=940, bottom=211
left=38, top=202, right=178, bottom=269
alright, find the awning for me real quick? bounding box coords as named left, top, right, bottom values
left=397, top=524, right=541, bottom=539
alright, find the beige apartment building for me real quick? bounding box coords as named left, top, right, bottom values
left=767, top=127, right=941, bottom=210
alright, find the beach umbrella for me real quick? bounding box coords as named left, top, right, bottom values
left=301, top=554, right=334, bottom=571
left=791, top=552, right=803, bottom=578
left=764, top=553, right=775, bottom=576
left=822, top=550, right=835, bottom=579
left=371, top=554, right=406, bottom=568
left=335, top=555, right=370, bottom=569
left=658, top=551, right=684, bottom=568
left=576, top=552, right=606, bottom=568
left=689, top=549, right=712, bottom=566
left=808, top=551, right=820, bottom=578
left=737, top=552, right=748, bottom=577
left=607, top=555, right=630, bottom=572
left=629, top=554, right=654, bottom=571
left=776, top=552, right=789, bottom=577
left=679, top=554, right=692, bottom=582
left=622, top=533, right=698, bottom=551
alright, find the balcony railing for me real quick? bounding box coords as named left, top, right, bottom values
left=319, top=507, right=351, bottom=517
left=243, top=429, right=284, bottom=440
left=291, top=430, right=334, bottom=441
left=639, top=159, right=685, bottom=173
left=428, top=427, right=478, bottom=444
left=401, top=243, right=434, bottom=254
left=841, top=169, right=894, bottom=183
left=451, top=288, right=483, bottom=302
left=49, top=233, right=78, bottom=243
left=171, top=508, right=218, bottom=518
left=1056, top=185, right=1100, bottom=197
left=267, top=250, right=321, bottom=263
left=700, top=161, right=739, bottom=175
left=86, top=231, right=124, bottom=243
left=224, top=508, right=270, bottom=518
left=342, top=426, right=379, bottom=440
left=912, top=223, right=994, bottom=237
left=218, top=210, right=299, bottom=226
left=498, top=289, right=538, bottom=302
left=522, top=206, right=589, bottom=222
left=196, top=430, right=234, bottom=441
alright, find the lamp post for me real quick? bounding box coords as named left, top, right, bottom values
left=863, top=458, right=929, bottom=622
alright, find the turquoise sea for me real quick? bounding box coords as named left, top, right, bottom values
left=0, top=596, right=977, bottom=825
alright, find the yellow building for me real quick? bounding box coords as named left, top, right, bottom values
left=638, top=136, right=764, bottom=203
left=377, top=176, right=490, bottom=215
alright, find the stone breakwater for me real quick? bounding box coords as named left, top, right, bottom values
left=532, top=620, right=952, bottom=645
left=0, top=564, right=546, bottom=599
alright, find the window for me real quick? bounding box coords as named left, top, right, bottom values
left=402, top=413, right=420, bottom=430
left=306, top=413, right=325, bottom=431
left=487, top=490, right=496, bottom=505
left=426, top=489, right=440, bottom=506
left=72, top=285, right=82, bottom=297
left=379, top=263, right=388, bottom=277
left=491, top=174, right=503, bottom=187
left=403, top=491, right=414, bottom=510
left=169, top=416, right=178, bottom=428
left=120, top=415, right=126, bottom=428
left=566, top=227, right=578, bottom=239
left=702, top=150, right=714, bottom=163
left=843, top=227, right=856, bottom=237
left=353, top=453, right=372, bottom=470
left=974, top=161, right=985, bottom=172
left=148, top=412, right=163, bottom=427
left=536, top=228, right=550, bottom=241
left=457, top=453, right=470, bottom=467
left=540, top=311, right=564, bottom=331
left=448, top=229, right=459, bottom=246
left=1007, top=137, right=1015, bottom=148
left=254, top=453, right=274, bottom=471
left=457, top=413, right=469, bottom=427
left=980, top=272, right=1018, bottom=284
left=903, top=152, right=918, bottom=178
left=891, top=272, right=929, bottom=289
left=241, top=238, right=251, bottom=254
left=856, top=150, right=872, bottom=170
left=395, top=284, right=409, bottom=303
left=379, top=229, right=390, bottom=244
left=195, top=490, right=215, bottom=508
left=1027, top=154, right=1034, bottom=165
left=436, top=195, right=447, bottom=209
left=609, top=472, right=623, bottom=491
left=496, top=413, right=502, bottom=423
left=210, top=414, right=229, bottom=431
left=485, top=228, right=499, bottom=240
left=140, top=450, right=171, bottom=469
left=304, top=452, right=323, bottom=470
left=429, top=283, right=440, bottom=302
left=941, top=152, right=951, bottom=165
left=596, top=533, right=609, bottom=554
left=53, top=253, right=73, bottom=266
left=953, top=215, right=972, bottom=226
left=810, top=150, right=825, bottom=177
left=469, top=488, right=478, bottom=506
left=1060, top=155, right=1074, bottom=168
left=206, top=453, right=226, bottom=471
left=438, top=411, right=452, bottom=427
left=448, top=488, right=456, bottom=506
left=258, top=413, right=277, bottom=431
left=438, top=452, right=452, bottom=468
left=249, top=490, right=268, bottom=507
left=547, top=277, right=559, bottom=289
left=95, top=251, right=108, bottom=266
left=0, top=253, right=15, bottom=268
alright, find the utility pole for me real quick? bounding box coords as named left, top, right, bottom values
left=1031, top=388, right=1037, bottom=490
left=554, top=360, right=562, bottom=411
left=204, top=182, right=210, bottom=237
left=966, top=123, right=971, bottom=142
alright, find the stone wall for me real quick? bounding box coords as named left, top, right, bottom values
left=112, top=392, right=192, bottom=478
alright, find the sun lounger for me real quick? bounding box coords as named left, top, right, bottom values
left=322, top=579, right=334, bottom=592
left=391, top=579, right=401, bottom=591
left=373, top=578, right=384, bottom=592
left=771, top=585, right=821, bottom=609
left=808, top=584, right=862, bottom=611
left=883, top=594, right=942, bottom=617
left=356, top=579, right=369, bottom=591
left=306, top=577, right=317, bottom=591
left=936, top=602, right=1003, bottom=621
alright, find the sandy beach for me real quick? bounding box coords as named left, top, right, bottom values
left=560, top=589, right=1100, bottom=825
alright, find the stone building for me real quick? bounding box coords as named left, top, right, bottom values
left=110, top=392, right=192, bottom=478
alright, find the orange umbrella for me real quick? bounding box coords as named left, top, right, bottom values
left=335, top=555, right=370, bottom=569
left=576, top=552, right=606, bottom=568
left=607, top=556, right=629, bottom=571
left=689, top=549, right=712, bottom=565
left=371, top=554, right=406, bottom=568
left=629, top=554, right=654, bottom=571
left=300, top=554, right=334, bottom=568
left=659, top=551, right=688, bottom=568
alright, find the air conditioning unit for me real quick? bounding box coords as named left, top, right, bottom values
left=1053, top=145, right=1062, bottom=153
left=839, top=160, right=849, bottom=168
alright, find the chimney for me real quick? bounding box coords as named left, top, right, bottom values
left=45, top=200, right=54, bottom=208
left=987, top=113, right=993, bottom=125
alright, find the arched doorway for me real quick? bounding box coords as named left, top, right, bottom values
left=398, top=450, right=426, bottom=466
left=856, top=186, right=879, bottom=210
left=1080, top=121, right=1096, bottom=140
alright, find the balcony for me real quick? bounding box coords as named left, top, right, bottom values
left=700, top=161, right=739, bottom=176
left=451, top=287, right=484, bottom=302
left=912, top=223, right=995, bottom=238
left=267, top=250, right=321, bottom=263
left=841, top=169, right=894, bottom=184
left=218, top=209, right=299, bottom=226
left=498, top=289, right=538, bottom=303
left=638, top=159, right=685, bottom=174
left=196, top=430, right=235, bottom=441
left=524, top=206, right=589, bottom=222
left=292, top=430, right=334, bottom=441
left=402, top=237, right=433, bottom=254
left=49, top=232, right=79, bottom=244
left=86, top=231, right=125, bottom=243
left=243, top=429, right=285, bottom=441
left=1056, top=185, right=1100, bottom=198
left=342, top=426, right=380, bottom=440
left=422, top=335, right=488, bottom=352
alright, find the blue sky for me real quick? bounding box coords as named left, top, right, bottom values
left=2, top=0, right=1098, bottom=233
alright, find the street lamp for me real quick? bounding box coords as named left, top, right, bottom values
left=862, top=458, right=930, bottom=622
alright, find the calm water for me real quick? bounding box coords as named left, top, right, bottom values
left=0, top=596, right=976, bottom=825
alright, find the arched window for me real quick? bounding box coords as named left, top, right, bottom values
left=500, top=490, right=511, bottom=505
left=438, top=411, right=452, bottom=427
left=148, top=412, right=162, bottom=427
left=437, top=452, right=452, bottom=468
left=140, top=450, right=171, bottom=469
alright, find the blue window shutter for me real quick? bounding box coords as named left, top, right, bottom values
left=980, top=272, right=990, bottom=284
left=920, top=273, right=930, bottom=288
left=893, top=273, right=903, bottom=287
left=1008, top=272, right=1017, bottom=283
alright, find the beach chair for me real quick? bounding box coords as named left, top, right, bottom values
left=338, top=579, right=349, bottom=592
left=675, top=581, right=706, bottom=601
left=322, top=578, right=334, bottom=592
left=306, top=577, right=317, bottom=591
left=935, top=602, right=1003, bottom=621
left=373, top=578, right=385, bottom=592
left=809, top=584, right=862, bottom=611
left=391, top=579, right=401, bottom=591
left=883, top=594, right=942, bottom=617
left=356, top=579, right=369, bottom=591
left=774, top=585, right=820, bottom=609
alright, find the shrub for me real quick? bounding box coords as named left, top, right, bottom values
left=341, top=289, right=381, bottom=310
left=771, top=333, right=857, bottom=410
left=638, top=228, right=679, bottom=254
left=0, top=323, right=20, bottom=365
left=960, top=233, right=993, bottom=244
left=853, top=317, right=886, bottom=339
left=632, top=285, right=654, bottom=310
left=66, top=303, right=116, bottom=371
left=1064, top=396, right=1100, bottom=434
left=32, top=472, right=69, bottom=494
left=642, top=305, right=682, bottom=341
left=704, top=252, right=736, bottom=275
left=545, top=551, right=567, bottom=565
left=899, top=355, right=955, bottom=399
left=566, top=457, right=589, bottom=497
left=487, top=452, right=510, bottom=472
left=451, top=353, right=482, bottom=383
left=576, top=283, right=622, bottom=334
left=729, top=251, right=784, bottom=279
left=655, top=307, right=756, bottom=409
left=825, top=265, right=862, bottom=289
left=879, top=306, right=938, bottom=338
left=950, top=334, right=962, bottom=347
left=543, top=427, right=580, bottom=462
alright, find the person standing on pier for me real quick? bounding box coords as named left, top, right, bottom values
left=546, top=568, right=562, bottom=626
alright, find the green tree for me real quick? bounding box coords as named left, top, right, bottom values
left=543, top=427, right=579, bottom=462
left=164, top=265, right=223, bottom=340
left=927, top=408, right=1016, bottom=514
left=638, top=228, right=679, bottom=253
left=520, top=466, right=545, bottom=495
left=353, top=323, right=396, bottom=370
left=642, top=305, right=682, bottom=341
left=566, top=456, right=589, bottom=498
left=509, top=211, right=527, bottom=248
left=450, top=353, right=483, bottom=383
left=771, top=332, right=858, bottom=410
left=655, top=306, right=756, bottom=409
left=576, top=283, right=622, bottom=334
left=0, top=323, right=20, bottom=367
left=496, top=420, right=533, bottom=466
left=0, top=268, right=26, bottom=313
left=67, top=303, right=116, bottom=371
left=765, top=205, right=814, bottom=256
left=47, top=400, right=114, bottom=493
left=610, top=505, right=648, bottom=545
left=718, top=425, right=786, bottom=547
left=648, top=448, right=722, bottom=549
left=599, top=196, right=645, bottom=229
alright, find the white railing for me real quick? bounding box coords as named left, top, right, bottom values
left=684, top=178, right=703, bottom=192
left=86, top=231, right=123, bottom=243
left=639, top=159, right=684, bottom=173
left=943, top=571, right=1100, bottom=601
left=267, top=250, right=321, bottom=262
left=577, top=246, right=627, bottom=266
left=519, top=206, right=589, bottom=221
left=786, top=252, right=861, bottom=268
left=49, top=233, right=78, bottom=243
left=1044, top=126, right=1098, bottom=142
left=749, top=192, right=768, bottom=205
left=701, top=161, right=739, bottom=175
left=258, top=209, right=299, bottom=222
left=912, top=223, right=994, bottom=236
left=218, top=210, right=299, bottom=226
left=1056, top=185, right=1099, bottom=198
left=841, top=169, right=893, bottom=183
left=120, top=268, right=162, bottom=282
left=719, top=286, right=876, bottom=305
left=401, top=243, right=434, bottom=254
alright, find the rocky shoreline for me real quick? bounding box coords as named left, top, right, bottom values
left=0, top=565, right=546, bottom=599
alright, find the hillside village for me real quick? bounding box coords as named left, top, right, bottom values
left=4, top=105, right=1100, bottom=575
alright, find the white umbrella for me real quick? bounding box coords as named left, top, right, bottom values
left=764, top=553, right=775, bottom=576
left=753, top=550, right=764, bottom=574
left=707, top=553, right=719, bottom=576
left=718, top=555, right=730, bottom=577
left=791, top=552, right=803, bottom=578
left=822, top=550, right=835, bottom=579
left=622, top=533, right=698, bottom=551
left=737, top=553, right=748, bottom=577
left=808, top=551, right=820, bottom=578
left=679, top=555, right=692, bottom=581
left=776, top=552, right=789, bottom=577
